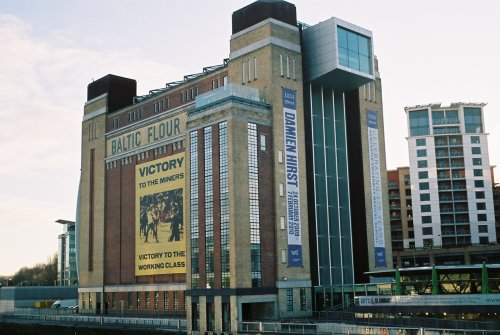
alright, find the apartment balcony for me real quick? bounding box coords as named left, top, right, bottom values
left=390, top=215, right=401, bottom=221
left=432, top=118, right=459, bottom=125
left=388, top=183, right=399, bottom=190
left=389, top=194, right=400, bottom=200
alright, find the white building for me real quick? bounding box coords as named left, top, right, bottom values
left=405, top=103, right=496, bottom=249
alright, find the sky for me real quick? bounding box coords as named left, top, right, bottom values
left=0, top=0, right=499, bottom=276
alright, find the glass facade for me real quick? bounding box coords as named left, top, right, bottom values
left=308, top=85, right=353, bottom=286
left=409, top=109, right=430, bottom=136
left=464, top=107, right=483, bottom=133
left=248, top=123, right=261, bottom=288
left=337, top=26, right=372, bottom=75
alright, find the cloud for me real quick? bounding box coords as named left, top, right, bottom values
left=0, top=14, right=186, bottom=274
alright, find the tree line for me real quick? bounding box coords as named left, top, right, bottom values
left=0, top=255, right=58, bottom=287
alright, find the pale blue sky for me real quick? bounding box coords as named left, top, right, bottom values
left=0, top=0, right=499, bottom=275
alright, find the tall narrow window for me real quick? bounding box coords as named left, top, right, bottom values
left=248, top=123, right=261, bottom=287
left=248, top=59, right=252, bottom=82
left=190, top=131, right=199, bottom=289
left=286, top=56, right=290, bottom=78
left=254, top=57, right=257, bottom=80
left=286, top=288, right=293, bottom=311
left=292, top=58, right=296, bottom=80
left=163, top=291, right=169, bottom=311
left=280, top=54, right=284, bottom=77
left=88, top=149, right=95, bottom=271
left=242, top=62, right=246, bottom=83
left=219, top=122, right=230, bottom=288
left=204, top=127, right=214, bottom=289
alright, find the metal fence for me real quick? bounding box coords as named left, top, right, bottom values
left=240, top=321, right=500, bottom=335
left=1, top=311, right=186, bottom=331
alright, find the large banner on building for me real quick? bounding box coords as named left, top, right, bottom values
left=367, top=110, right=386, bottom=267
left=135, top=153, right=186, bottom=275
left=283, top=87, right=303, bottom=267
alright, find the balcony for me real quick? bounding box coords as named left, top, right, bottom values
left=390, top=215, right=401, bottom=221
left=388, top=183, right=399, bottom=190
left=389, top=194, right=400, bottom=199
left=432, top=117, right=459, bottom=125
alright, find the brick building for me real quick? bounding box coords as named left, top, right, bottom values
left=77, top=1, right=391, bottom=333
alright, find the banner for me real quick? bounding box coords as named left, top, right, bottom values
left=367, top=110, right=386, bottom=267
left=135, top=153, right=186, bottom=275
left=283, top=87, right=303, bottom=267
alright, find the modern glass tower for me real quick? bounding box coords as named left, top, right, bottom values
left=302, top=18, right=392, bottom=306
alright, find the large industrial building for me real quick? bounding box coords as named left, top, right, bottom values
left=77, top=1, right=391, bottom=333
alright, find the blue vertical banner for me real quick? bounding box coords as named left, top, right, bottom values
left=283, top=88, right=303, bottom=267
left=367, top=110, right=386, bottom=267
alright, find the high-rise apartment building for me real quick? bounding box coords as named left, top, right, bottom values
left=406, top=103, right=496, bottom=249
left=77, top=1, right=391, bottom=333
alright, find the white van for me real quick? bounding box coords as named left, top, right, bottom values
left=51, top=299, right=78, bottom=309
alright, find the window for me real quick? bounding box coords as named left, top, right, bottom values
left=337, top=26, right=372, bottom=75
left=472, top=147, right=481, bottom=155
left=422, top=216, right=432, bottom=224
left=419, top=182, right=429, bottom=190
left=473, top=158, right=482, bottom=166
left=300, top=288, right=307, bottom=311
left=280, top=216, right=285, bottom=230
left=421, top=204, right=431, bottom=212
left=154, top=292, right=159, bottom=310
left=416, top=138, right=426, bottom=146
left=420, top=193, right=430, bottom=201
left=254, top=58, right=257, bottom=80
left=405, top=189, right=412, bottom=196
left=163, top=292, right=169, bottom=311
left=477, top=214, right=487, bottom=221
left=128, top=292, right=133, bottom=309
left=475, top=180, right=484, bottom=188
left=417, top=149, right=427, bottom=157
left=471, top=136, right=480, bottom=144
left=280, top=54, right=284, bottom=77
left=423, top=239, right=433, bottom=248
left=248, top=59, right=252, bottom=82
left=292, top=58, right=296, bottom=80
left=477, top=202, right=486, bottom=210
left=136, top=292, right=141, bottom=310
left=286, top=56, right=290, bottom=78
left=112, top=117, right=120, bottom=128
left=418, top=171, right=428, bottom=179
left=478, top=225, right=488, bottom=233
left=418, top=160, right=428, bottom=168
left=409, top=109, right=430, bottom=136
left=242, top=62, right=246, bottom=83
left=286, top=288, right=293, bottom=311
left=473, top=169, right=483, bottom=177
left=145, top=292, right=150, bottom=309
left=260, top=134, right=267, bottom=151
left=479, top=236, right=489, bottom=245
left=111, top=292, right=116, bottom=309
left=464, top=107, right=483, bottom=133
left=173, top=292, right=179, bottom=310
left=422, top=227, right=433, bottom=235
left=476, top=191, right=485, bottom=199
left=212, top=80, right=215, bottom=90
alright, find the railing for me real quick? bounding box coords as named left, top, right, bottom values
left=1, top=310, right=186, bottom=331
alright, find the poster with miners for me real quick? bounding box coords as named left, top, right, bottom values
left=135, top=152, right=186, bottom=275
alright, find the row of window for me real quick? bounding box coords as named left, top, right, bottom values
left=279, top=54, right=297, bottom=80
left=242, top=58, right=258, bottom=83
left=409, top=108, right=483, bottom=136
left=81, top=291, right=183, bottom=311
left=286, top=288, right=308, bottom=312
left=362, top=81, right=377, bottom=102
left=416, top=136, right=481, bottom=147
left=181, top=87, right=199, bottom=103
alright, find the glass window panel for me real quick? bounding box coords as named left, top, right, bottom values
left=347, top=31, right=359, bottom=52
left=472, top=147, right=481, bottom=155
left=358, top=36, right=369, bottom=56
left=348, top=50, right=360, bottom=71
left=418, top=160, right=428, bottom=168
left=338, top=28, right=348, bottom=48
